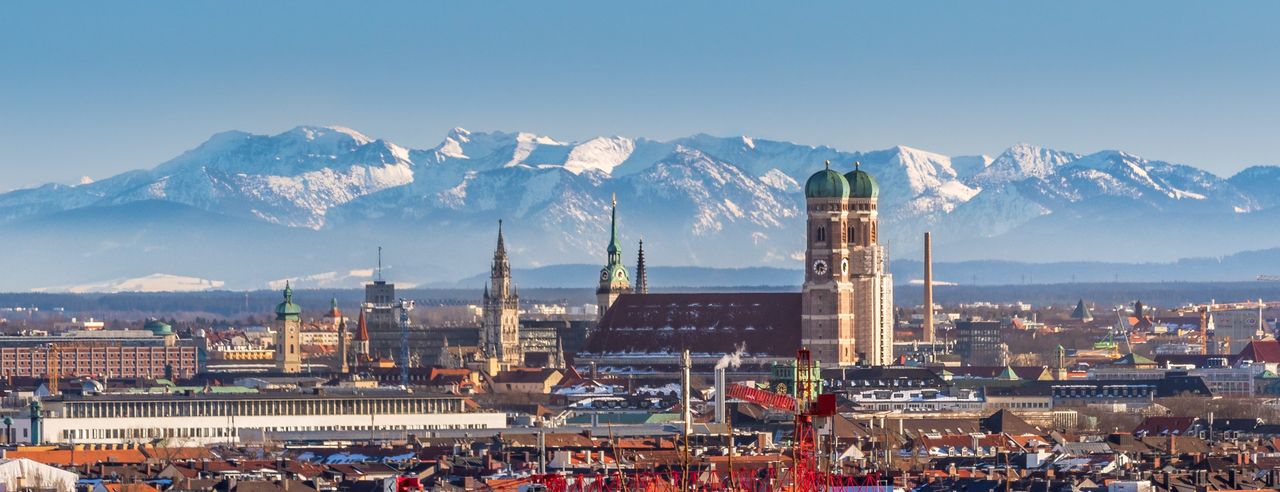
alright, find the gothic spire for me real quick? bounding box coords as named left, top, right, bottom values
left=636, top=239, right=648, bottom=294
left=496, top=219, right=507, bottom=256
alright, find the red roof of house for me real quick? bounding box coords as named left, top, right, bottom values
left=582, top=293, right=801, bottom=356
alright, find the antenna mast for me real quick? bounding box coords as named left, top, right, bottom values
left=376, top=246, right=383, bottom=281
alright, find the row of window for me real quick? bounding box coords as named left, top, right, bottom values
left=60, top=397, right=465, bottom=419
left=58, top=422, right=492, bottom=441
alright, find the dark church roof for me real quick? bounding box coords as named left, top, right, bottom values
left=582, top=293, right=801, bottom=356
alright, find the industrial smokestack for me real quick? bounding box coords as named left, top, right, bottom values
left=923, top=232, right=935, bottom=344
left=715, top=366, right=727, bottom=424
left=681, top=350, right=693, bottom=435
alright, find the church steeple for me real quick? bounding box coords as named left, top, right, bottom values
left=636, top=239, right=648, bottom=294
left=483, top=220, right=522, bottom=367
left=597, top=195, right=631, bottom=319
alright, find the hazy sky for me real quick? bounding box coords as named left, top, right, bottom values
left=2, top=1, right=1277, bottom=191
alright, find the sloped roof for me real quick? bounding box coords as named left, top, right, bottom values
left=491, top=368, right=561, bottom=384
left=1113, top=353, right=1156, bottom=366
left=1134, top=416, right=1198, bottom=436
left=1071, top=299, right=1093, bottom=321
left=6, top=446, right=147, bottom=466
left=582, top=293, right=801, bottom=356
left=1237, top=339, right=1280, bottom=363
left=980, top=409, right=1040, bottom=435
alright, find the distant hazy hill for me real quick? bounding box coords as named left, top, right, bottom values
left=447, top=246, right=1280, bottom=290
left=3, top=125, right=1280, bottom=291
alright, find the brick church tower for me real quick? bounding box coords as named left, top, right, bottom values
left=801, top=161, right=894, bottom=366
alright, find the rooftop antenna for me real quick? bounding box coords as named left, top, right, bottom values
left=376, top=246, right=383, bottom=282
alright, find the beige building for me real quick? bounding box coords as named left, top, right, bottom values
left=490, top=368, right=564, bottom=394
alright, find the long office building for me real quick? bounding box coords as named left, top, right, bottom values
left=20, top=389, right=505, bottom=445
left=0, top=323, right=199, bottom=379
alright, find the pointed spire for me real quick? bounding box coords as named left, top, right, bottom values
left=283, top=281, right=293, bottom=302
left=355, top=309, right=370, bottom=342
left=636, top=239, right=648, bottom=294
left=496, top=219, right=506, bottom=255
left=607, top=194, right=621, bottom=257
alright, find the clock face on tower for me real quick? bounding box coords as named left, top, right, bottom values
left=600, top=270, right=609, bottom=281
left=812, top=260, right=828, bottom=275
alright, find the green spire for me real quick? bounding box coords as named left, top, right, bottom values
left=599, top=194, right=630, bottom=286
left=607, top=194, right=622, bottom=259
left=275, top=281, right=302, bottom=321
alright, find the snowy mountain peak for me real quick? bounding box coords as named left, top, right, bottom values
left=971, top=143, right=1080, bottom=186
left=563, top=136, right=636, bottom=175
left=285, top=125, right=374, bottom=146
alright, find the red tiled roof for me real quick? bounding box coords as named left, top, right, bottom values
left=1237, top=339, right=1280, bottom=363
left=1134, top=416, right=1198, bottom=436
left=582, top=293, right=801, bottom=356
left=8, top=446, right=148, bottom=465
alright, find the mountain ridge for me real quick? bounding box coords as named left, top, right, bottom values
left=2, top=125, right=1279, bottom=291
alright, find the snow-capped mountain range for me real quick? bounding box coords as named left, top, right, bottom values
left=2, top=125, right=1279, bottom=292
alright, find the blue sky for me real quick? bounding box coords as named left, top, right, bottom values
left=2, top=1, right=1277, bottom=190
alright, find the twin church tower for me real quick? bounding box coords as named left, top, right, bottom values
left=492, top=160, right=893, bottom=368
left=800, top=161, right=894, bottom=366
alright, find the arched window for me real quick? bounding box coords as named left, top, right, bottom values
left=849, top=226, right=857, bottom=244
left=816, top=226, right=826, bottom=242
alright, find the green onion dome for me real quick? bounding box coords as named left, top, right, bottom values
left=804, top=161, right=851, bottom=199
